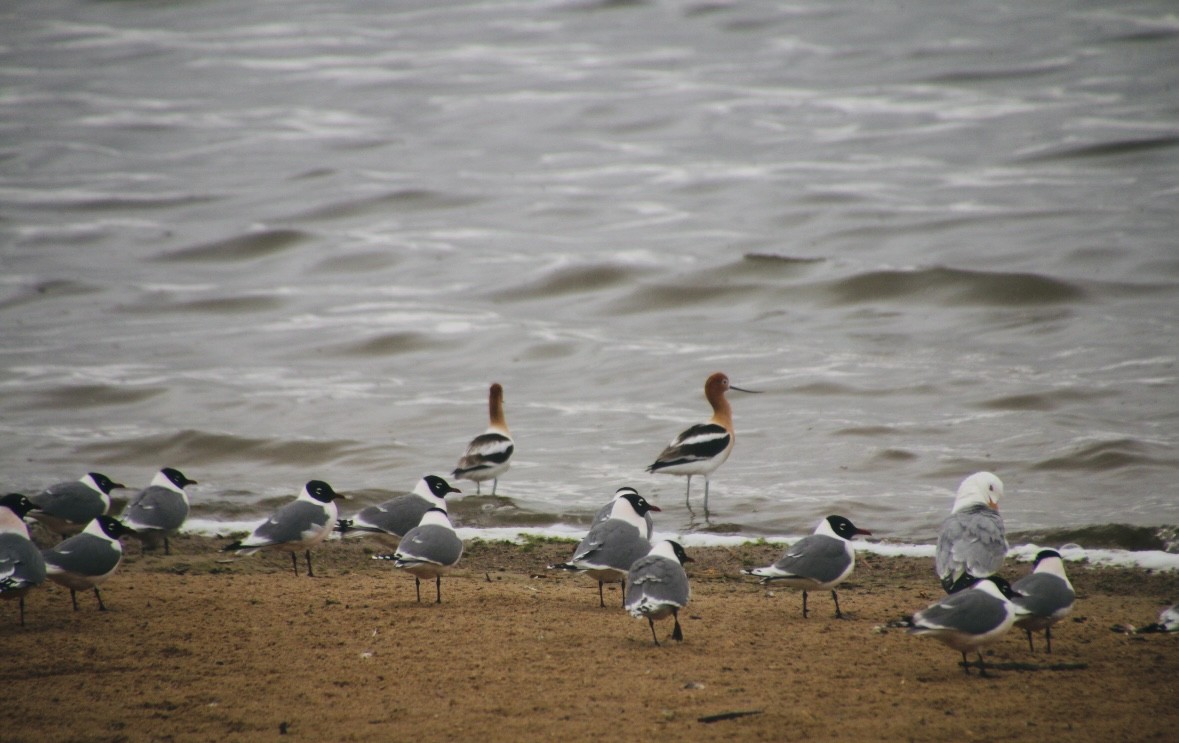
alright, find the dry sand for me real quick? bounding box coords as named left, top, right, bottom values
left=3, top=534, right=1177, bottom=742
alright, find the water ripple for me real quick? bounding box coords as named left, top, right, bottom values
left=156, top=229, right=311, bottom=262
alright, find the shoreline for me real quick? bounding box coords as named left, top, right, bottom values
left=3, top=535, right=1178, bottom=742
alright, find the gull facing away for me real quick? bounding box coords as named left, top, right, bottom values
left=625, top=539, right=692, bottom=646
left=935, top=472, right=1007, bottom=593
left=28, top=472, right=126, bottom=538
left=646, top=372, right=760, bottom=513
left=742, top=515, right=872, bottom=619
left=41, top=515, right=137, bottom=611
left=1011, top=549, right=1076, bottom=653
left=907, top=575, right=1028, bottom=677
left=1, top=494, right=48, bottom=625
left=222, top=481, right=345, bottom=577
left=373, top=507, right=463, bottom=603
left=549, top=490, right=660, bottom=608
left=452, top=382, right=514, bottom=495
left=337, top=475, right=460, bottom=547
left=121, top=467, right=198, bottom=555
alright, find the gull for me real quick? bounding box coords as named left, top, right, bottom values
left=28, top=472, right=126, bottom=538
left=743, top=515, right=872, bottom=619
left=646, top=372, right=759, bottom=513
left=337, top=475, right=460, bottom=547
left=41, top=515, right=137, bottom=611
left=907, top=575, right=1027, bottom=677
left=935, top=472, right=1007, bottom=593
left=1138, top=603, right=1179, bottom=634
left=592, top=486, right=655, bottom=537
left=452, top=382, right=513, bottom=495
left=373, top=507, right=463, bottom=603
left=222, top=480, right=345, bottom=577
left=1011, top=549, right=1076, bottom=653
left=549, top=490, right=660, bottom=608
left=625, top=539, right=692, bottom=646
left=1, top=494, right=48, bottom=625
left=121, top=467, right=198, bottom=555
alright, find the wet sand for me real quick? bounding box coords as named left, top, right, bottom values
left=2, top=535, right=1177, bottom=742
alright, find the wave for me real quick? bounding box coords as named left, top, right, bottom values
left=1018, top=135, right=1179, bottom=163
left=491, top=262, right=646, bottom=302
left=155, top=229, right=310, bottom=263
left=10, top=383, right=166, bottom=411
left=72, top=429, right=369, bottom=467
left=824, top=266, right=1086, bottom=306
left=1032, top=437, right=1175, bottom=472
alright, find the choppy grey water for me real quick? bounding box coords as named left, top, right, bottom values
left=2, top=0, right=1178, bottom=549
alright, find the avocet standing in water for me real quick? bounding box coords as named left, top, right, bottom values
left=452, top=383, right=514, bottom=496
left=646, top=372, right=759, bottom=513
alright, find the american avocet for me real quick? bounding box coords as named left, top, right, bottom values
left=41, top=515, right=136, bottom=611
left=28, top=472, right=126, bottom=538
left=121, top=468, right=198, bottom=555
left=337, top=475, right=460, bottom=547
left=646, top=372, right=759, bottom=512
left=1011, top=549, right=1075, bottom=653
left=935, top=472, right=1007, bottom=593
left=222, top=480, right=345, bottom=577
left=373, top=507, right=463, bottom=604
left=1, top=494, right=47, bottom=625
left=625, top=539, right=692, bottom=646
left=452, top=382, right=514, bottom=496
left=743, top=515, right=871, bottom=619
left=907, top=575, right=1027, bottom=677
left=549, top=490, right=660, bottom=608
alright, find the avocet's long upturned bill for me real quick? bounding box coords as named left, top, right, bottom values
left=1012, top=549, right=1075, bottom=653
left=373, top=507, right=463, bottom=604
left=935, top=472, right=1007, bottom=593
left=742, top=515, right=871, bottom=619
left=0, top=494, right=47, bottom=625
left=41, top=515, right=136, bottom=611
left=549, top=491, right=660, bottom=608
left=122, top=468, right=198, bottom=555
left=28, top=473, right=126, bottom=538
left=222, top=481, right=344, bottom=577
left=646, top=372, right=759, bottom=512
left=453, top=383, right=514, bottom=495
left=337, top=475, right=460, bottom=546
left=907, top=575, right=1027, bottom=677
left=626, top=540, right=692, bottom=646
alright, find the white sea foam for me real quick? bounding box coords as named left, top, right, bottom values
left=186, top=519, right=1179, bottom=571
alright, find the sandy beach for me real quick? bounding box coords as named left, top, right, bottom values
left=3, top=534, right=1177, bottom=742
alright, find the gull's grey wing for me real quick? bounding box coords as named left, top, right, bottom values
left=42, top=533, right=121, bottom=578
left=30, top=482, right=104, bottom=523
left=395, top=524, right=462, bottom=567
left=914, top=589, right=1009, bottom=636
left=124, top=487, right=188, bottom=532
left=0, top=534, right=47, bottom=590
left=935, top=505, right=1007, bottom=589
left=571, top=519, right=649, bottom=571
left=1011, top=573, right=1075, bottom=618
left=771, top=534, right=850, bottom=584
left=356, top=496, right=430, bottom=537
left=625, top=554, right=689, bottom=609
left=251, top=501, right=328, bottom=546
